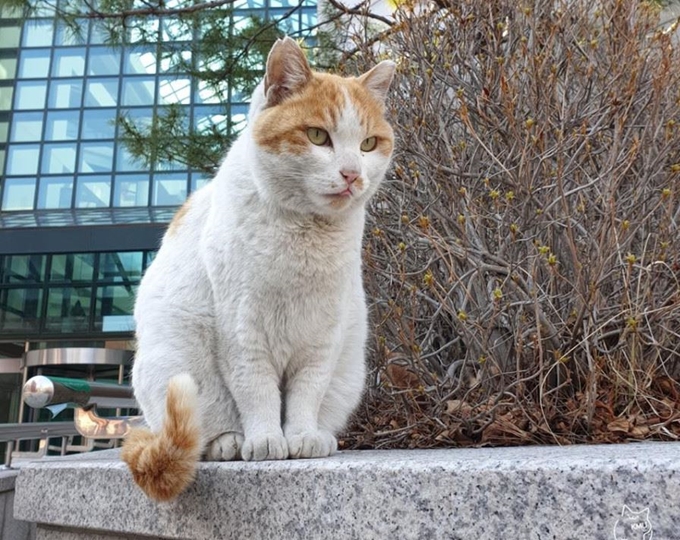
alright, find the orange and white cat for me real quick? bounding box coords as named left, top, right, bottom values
left=122, top=37, right=395, bottom=501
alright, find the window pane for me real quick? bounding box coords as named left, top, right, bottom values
left=22, top=20, right=54, bottom=46
left=18, top=49, right=51, bottom=78
left=121, top=78, right=155, bottom=106
left=45, top=110, right=79, bottom=141
left=87, top=47, right=121, bottom=76
left=124, top=49, right=157, bottom=75
left=37, top=176, right=73, bottom=209
left=159, top=49, right=190, bottom=74
left=14, top=81, right=46, bottom=109
left=0, top=86, right=13, bottom=110
left=6, top=145, right=39, bottom=175
left=0, top=57, right=17, bottom=80
left=1, top=177, right=36, bottom=210
left=99, top=252, right=144, bottom=281
left=84, top=78, right=118, bottom=107
left=52, top=48, right=86, bottom=77
left=0, top=120, right=7, bottom=142
left=116, top=147, right=146, bottom=172
left=44, top=287, right=91, bottom=332
left=191, top=173, right=210, bottom=192
left=114, top=174, right=149, bottom=207
left=0, top=288, right=42, bottom=333
left=41, top=143, right=77, bottom=174
left=95, top=284, right=137, bottom=331
left=194, top=106, right=227, bottom=135
left=76, top=175, right=111, bottom=207
left=1, top=255, right=45, bottom=283
left=153, top=172, right=187, bottom=205
left=158, top=77, right=191, bottom=104
left=50, top=253, right=95, bottom=282
left=81, top=108, right=116, bottom=139
left=48, top=79, right=82, bottom=108
left=11, top=112, right=44, bottom=142
left=55, top=21, right=87, bottom=46
left=0, top=25, right=21, bottom=49
left=79, top=142, right=114, bottom=173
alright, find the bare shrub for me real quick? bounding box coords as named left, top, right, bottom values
left=342, top=0, right=680, bottom=449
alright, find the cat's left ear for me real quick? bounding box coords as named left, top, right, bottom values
left=358, top=60, right=396, bottom=102
left=264, top=37, right=312, bottom=107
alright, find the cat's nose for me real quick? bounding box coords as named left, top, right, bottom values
left=340, top=169, right=360, bottom=185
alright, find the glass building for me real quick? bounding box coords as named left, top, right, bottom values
left=0, top=1, right=317, bottom=427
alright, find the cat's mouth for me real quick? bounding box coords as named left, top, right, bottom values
left=325, top=188, right=354, bottom=198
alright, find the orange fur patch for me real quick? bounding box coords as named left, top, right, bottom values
left=121, top=376, right=201, bottom=501
left=253, top=72, right=394, bottom=156
left=167, top=198, right=191, bottom=237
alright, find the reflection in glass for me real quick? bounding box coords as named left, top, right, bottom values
left=99, top=252, right=144, bottom=281
left=45, top=110, right=79, bottom=141
left=0, top=25, right=21, bottom=49
left=194, top=106, right=227, bottom=135
left=38, top=176, right=74, bottom=209
left=114, top=174, right=149, bottom=207
left=84, top=78, right=118, bottom=107
left=1, top=255, right=45, bottom=283
left=0, top=87, right=13, bottom=111
left=50, top=253, right=95, bottom=282
left=6, top=145, right=40, bottom=175
left=81, top=109, right=116, bottom=139
left=22, top=20, right=54, bottom=47
left=14, top=81, right=47, bottom=109
left=0, top=57, right=17, bottom=79
left=52, top=48, right=87, bottom=77
left=124, top=49, right=157, bottom=74
left=79, top=142, right=114, bottom=173
left=11, top=112, right=44, bottom=142
left=48, top=79, right=82, bottom=108
left=45, top=287, right=91, bottom=332
left=0, top=288, right=42, bottom=333
left=158, top=77, right=191, bottom=104
left=18, top=49, right=51, bottom=78
left=153, top=172, right=187, bottom=205
left=161, top=18, right=193, bottom=41
left=41, top=143, right=77, bottom=174
left=87, top=47, right=121, bottom=75
left=160, top=49, right=191, bottom=74
left=0, top=120, right=7, bottom=142
left=76, top=175, right=112, bottom=207
left=121, top=78, right=156, bottom=105
left=191, top=173, right=211, bottom=193
left=55, top=21, right=87, bottom=46
left=95, top=284, right=137, bottom=331
left=116, top=147, right=146, bottom=172
left=1, top=177, right=36, bottom=210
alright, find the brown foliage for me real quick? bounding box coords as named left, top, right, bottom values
left=340, top=0, right=680, bottom=450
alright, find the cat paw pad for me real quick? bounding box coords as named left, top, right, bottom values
left=206, top=432, right=244, bottom=461
left=241, top=433, right=288, bottom=461
left=286, top=430, right=337, bottom=459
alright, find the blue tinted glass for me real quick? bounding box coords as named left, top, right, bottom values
left=18, top=49, right=51, bottom=78
left=191, top=173, right=211, bottom=192
left=119, top=107, right=153, bottom=131
left=45, top=110, right=79, bottom=141
left=114, top=174, right=149, bottom=207
left=11, top=112, right=44, bottom=142
left=81, top=109, right=117, bottom=139
left=161, top=19, right=192, bottom=41
left=158, top=78, right=191, bottom=104
left=41, top=143, right=77, bottom=174
left=75, top=175, right=111, bottom=207
left=79, top=142, right=114, bottom=173
left=54, top=21, right=87, bottom=46
left=52, top=48, right=86, bottom=77
left=14, top=81, right=47, bottom=110
left=116, top=147, right=146, bottom=172
left=6, top=145, right=40, bottom=175
left=84, top=78, right=119, bottom=107
left=124, top=48, right=157, bottom=74
left=153, top=172, right=187, bottom=205
left=48, top=79, right=83, bottom=108
left=121, top=78, right=156, bottom=105
left=1, top=177, right=36, bottom=210
left=87, top=47, right=121, bottom=76
left=22, top=20, right=54, bottom=47
left=37, top=176, right=73, bottom=209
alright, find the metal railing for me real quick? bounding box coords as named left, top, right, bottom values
left=1, top=376, right=143, bottom=468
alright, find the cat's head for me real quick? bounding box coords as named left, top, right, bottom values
left=248, top=37, right=395, bottom=218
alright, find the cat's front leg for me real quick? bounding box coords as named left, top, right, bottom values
left=283, top=356, right=338, bottom=459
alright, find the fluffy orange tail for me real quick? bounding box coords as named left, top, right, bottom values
left=122, top=373, right=202, bottom=501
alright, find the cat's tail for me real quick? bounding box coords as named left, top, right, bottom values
left=121, top=373, right=202, bottom=501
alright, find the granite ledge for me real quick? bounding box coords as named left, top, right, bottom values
left=14, top=442, right=680, bottom=540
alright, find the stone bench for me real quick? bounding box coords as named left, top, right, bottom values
left=12, top=442, right=680, bottom=539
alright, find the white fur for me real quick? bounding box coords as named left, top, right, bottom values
left=132, top=44, right=393, bottom=461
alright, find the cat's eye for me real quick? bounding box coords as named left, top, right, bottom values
left=307, top=128, right=330, bottom=146
left=361, top=136, right=378, bottom=152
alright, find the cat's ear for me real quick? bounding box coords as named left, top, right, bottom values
left=622, top=505, right=632, bottom=516
left=641, top=508, right=649, bottom=519
left=264, top=37, right=312, bottom=107
left=358, top=60, right=396, bottom=102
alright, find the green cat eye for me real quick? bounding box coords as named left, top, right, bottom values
left=307, top=128, right=330, bottom=146
left=361, top=136, right=378, bottom=152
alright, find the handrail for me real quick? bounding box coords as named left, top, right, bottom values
left=0, top=422, right=78, bottom=443
left=22, top=375, right=137, bottom=410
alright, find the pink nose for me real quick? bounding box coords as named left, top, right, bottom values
left=341, top=170, right=360, bottom=185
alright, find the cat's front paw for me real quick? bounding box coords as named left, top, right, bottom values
left=205, top=432, right=244, bottom=461
left=286, top=430, right=337, bottom=459
left=241, top=433, right=289, bottom=461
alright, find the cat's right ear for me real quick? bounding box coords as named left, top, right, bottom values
left=264, top=37, right=312, bottom=107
